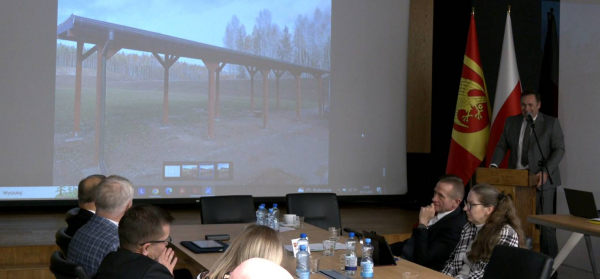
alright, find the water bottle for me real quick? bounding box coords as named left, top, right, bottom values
left=267, top=208, right=274, bottom=228
left=271, top=212, right=279, bottom=231
left=259, top=204, right=267, bottom=225
left=298, top=233, right=309, bottom=253
left=360, top=238, right=374, bottom=279
left=296, top=245, right=310, bottom=279
left=345, top=232, right=357, bottom=276
left=256, top=205, right=266, bottom=225
left=272, top=203, right=280, bottom=221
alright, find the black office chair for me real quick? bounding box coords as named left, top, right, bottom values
left=65, top=207, right=80, bottom=223
left=200, top=195, right=256, bottom=224
left=49, top=250, right=88, bottom=279
left=286, top=193, right=341, bottom=231
left=482, top=245, right=554, bottom=279
left=55, top=227, right=72, bottom=257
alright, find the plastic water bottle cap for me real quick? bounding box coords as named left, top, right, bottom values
left=259, top=205, right=264, bottom=209
left=269, top=208, right=273, bottom=212
left=273, top=203, right=278, bottom=208
left=365, top=238, right=371, bottom=244
left=299, top=245, right=307, bottom=251
left=349, top=232, right=355, bottom=238
left=261, top=203, right=265, bottom=207
left=300, top=233, right=307, bottom=238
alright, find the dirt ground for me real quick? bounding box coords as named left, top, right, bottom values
left=53, top=73, right=329, bottom=187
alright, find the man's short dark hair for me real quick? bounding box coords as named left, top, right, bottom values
left=521, top=90, right=541, bottom=103
left=119, top=204, right=174, bottom=250
left=77, top=174, right=106, bottom=204
left=438, top=174, right=465, bottom=200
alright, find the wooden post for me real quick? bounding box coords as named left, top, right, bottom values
left=152, top=53, right=180, bottom=125
left=74, top=42, right=83, bottom=136
left=215, top=62, right=226, bottom=118
left=94, top=45, right=104, bottom=165
left=72, top=44, right=97, bottom=139
left=245, top=66, right=258, bottom=112
left=205, top=62, right=219, bottom=140
left=259, top=68, right=270, bottom=128
left=317, top=75, right=323, bottom=115
left=291, top=71, right=301, bottom=120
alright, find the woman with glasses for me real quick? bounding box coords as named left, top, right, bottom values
left=442, top=183, right=524, bottom=279
left=198, top=224, right=285, bottom=279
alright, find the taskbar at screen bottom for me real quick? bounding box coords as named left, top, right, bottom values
left=0, top=185, right=387, bottom=200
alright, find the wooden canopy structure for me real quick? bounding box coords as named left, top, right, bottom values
left=57, top=15, right=329, bottom=172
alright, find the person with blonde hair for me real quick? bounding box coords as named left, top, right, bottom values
left=198, top=225, right=286, bottom=279
left=442, top=183, right=524, bottom=279
left=229, top=258, right=293, bottom=279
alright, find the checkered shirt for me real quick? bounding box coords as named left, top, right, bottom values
left=67, top=214, right=119, bottom=276
left=442, top=222, right=519, bottom=279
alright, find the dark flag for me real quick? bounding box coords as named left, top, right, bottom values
left=539, top=8, right=559, bottom=118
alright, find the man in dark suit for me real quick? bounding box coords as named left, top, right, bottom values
left=490, top=90, right=565, bottom=260
left=65, top=174, right=106, bottom=237
left=390, top=175, right=466, bottom=271
left=68, top=175, right=133, bottom=276
left=95, top=204, right=178, bottom=279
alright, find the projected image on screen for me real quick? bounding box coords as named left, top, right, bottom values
left=51, top=0, right=331, bottom=198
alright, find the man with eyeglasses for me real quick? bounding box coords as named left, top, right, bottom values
left=95, top=204, right=178, bottom=279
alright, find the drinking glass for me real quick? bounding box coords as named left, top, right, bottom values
left=322, top=240, right=335, bottom=256
left=309, top=256, right=320, bottom=274
left=294, top=216, right=305, bottom=229
left=328, top=227, right=340, bottom=242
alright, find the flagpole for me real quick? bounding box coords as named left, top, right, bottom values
left=472, top=7, right=475, bottom=15
left=508, top=5, right=511, bottom=13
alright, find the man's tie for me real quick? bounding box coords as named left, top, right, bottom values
left=521, top=122, right=531, bottom=167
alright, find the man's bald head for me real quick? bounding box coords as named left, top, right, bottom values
left=230, top=258, right=293, bottom=279
left=77, top=174, right=106, bottom=210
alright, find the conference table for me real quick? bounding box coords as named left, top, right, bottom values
left=170, top=223, right=452, bottom=278
left=528, top=214, right=600, bottom=279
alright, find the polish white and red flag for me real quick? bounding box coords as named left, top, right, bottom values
left=486, top=11, right=522, bottom=168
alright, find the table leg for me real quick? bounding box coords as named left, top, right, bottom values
left=584, top=235, right=599, bottom=279
left=552, top=232, right=584, bottom=275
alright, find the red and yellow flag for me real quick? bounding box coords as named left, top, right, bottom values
left=446, top=12, right=491, bottom=185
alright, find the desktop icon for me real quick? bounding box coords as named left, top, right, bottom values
left=138, top=188, right=146, bottom=196
left=298, top=187, right=304, bottom=193
left=179, top=188, right=186, bottom=194
left=205, top=187, right=213, bottom=194
left=152, top=188, right=159, bottom=195
left=165, top=187, right=173, bottom=195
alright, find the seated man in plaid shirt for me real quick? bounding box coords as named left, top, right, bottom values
left=68, top=175, right=134, bottom=276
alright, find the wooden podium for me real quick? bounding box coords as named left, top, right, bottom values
left=475, top=168, right=538, bottom=250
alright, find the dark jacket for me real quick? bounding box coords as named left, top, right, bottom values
left=394, top=207, right=466, bottom=271
left=65, top=208, right=94, bottom=237
left=94, top=248, right=172, bottom=279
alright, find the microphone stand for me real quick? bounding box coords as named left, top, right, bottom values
left=529, top=116, right=553, bottom=213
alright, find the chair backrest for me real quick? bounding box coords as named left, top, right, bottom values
left=286, top=193, right=341, bottom=231
left=200, top=195, right=256, bottom=224
left=482, top=245, right=554, bottom=279
left=55, top=227, right=72, bottom=257
left=65, top=207, right=80, bottom=223
left=49, top=250, right=88, bottom=279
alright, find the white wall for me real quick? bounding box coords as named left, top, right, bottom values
left=557, top=0, right=600, bottom=273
